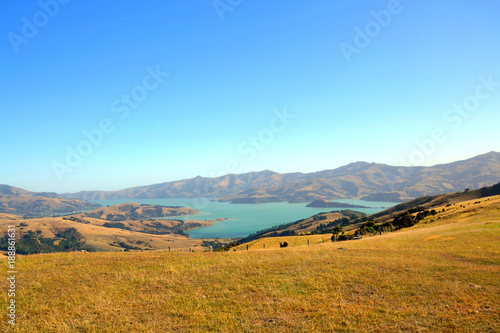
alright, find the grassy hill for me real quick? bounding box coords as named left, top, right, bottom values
left=0, top=203, right=220, bottom=253
left=229, top=184, right=500, bottom=247
left=0, top=185, right=101, bottom=217
left=1, top=194, right=498, bottom=332
left=0, top=213, right=206, bottom=253
left=234, top=193, right=500, bottom=250
left=80, top=202, right=198, bottom=221
left=367, top=182, right=500, bottom=222
left=234, top=210, right=366, bottom=247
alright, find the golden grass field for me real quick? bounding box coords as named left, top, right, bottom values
left=1, top=196, right=499, bottom=332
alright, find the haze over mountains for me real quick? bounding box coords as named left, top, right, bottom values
left=62, top=152, right=500, bottom=203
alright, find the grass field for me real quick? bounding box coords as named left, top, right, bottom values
left=1, top=197, right=499, bottom=332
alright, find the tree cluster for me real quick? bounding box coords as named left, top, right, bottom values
left=392, top=209, right=437, bottom=229
left=0, top=228, right=92, bottom=254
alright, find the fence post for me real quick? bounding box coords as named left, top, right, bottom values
left=209, top=246, right=212, bottom=252
left=307, top=239, right=310, bottom=245
left=168, top=246, right=171, bottom=251
left=246, top=244, right=249, bottom=251
left=263, top=244, right=266, bottom=249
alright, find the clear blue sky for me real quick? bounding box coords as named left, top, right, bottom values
left=1, top=0, right=499, bottom=193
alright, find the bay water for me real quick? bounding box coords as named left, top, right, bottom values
left=94, top=198, right=397, bottom=239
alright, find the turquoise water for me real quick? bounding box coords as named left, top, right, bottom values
left=93, top=198, right=397, bottom=239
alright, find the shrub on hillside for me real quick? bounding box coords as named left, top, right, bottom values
left=337, top=233, right=353, bottom=241
left=392, top=208, right=438, bottom=230
left=392, top=211, right=416, bottom=229
left=202, top=240, right=226, bottom=251
left=358, top=221, right=376, bottom=235
left=223, top=242, right=241, bottom=251
left=103, top=222, right=130, bottom=230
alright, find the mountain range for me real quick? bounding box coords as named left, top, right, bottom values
left=61, top=151, right=500, bottom=203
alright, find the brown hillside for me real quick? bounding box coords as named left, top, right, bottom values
left=80, top=202, right=198, bottom=221
left=0, top=185, right=101, bottom=216
left=0, top=212, right=228, bottom=252
left=370, top=182, right=500, bottom=221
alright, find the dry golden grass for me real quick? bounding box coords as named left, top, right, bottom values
left=233, top=233, right=335, bottom=251
left=0, top=215, right=205, bottom=252
left=0, top=197, right=499, bottom=332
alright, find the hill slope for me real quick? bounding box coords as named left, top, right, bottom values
left=230, top=183, right=500, bottom=246
left=369, top=182, right=500, bottom=222
left=0, top=203, right=216, bottom=252
left=81, top=202, right=198, bottom=221
left=0, top=185, right=101, bottom=216
left=62, top=151, right=500, bottom=203
left=0, top=213, right=205, bottom=252
left=1, top=194, right=498, bottom=332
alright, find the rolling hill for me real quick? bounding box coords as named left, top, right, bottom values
left=62, top=151, right=500, bottom=203
left=0, top=184, right=101, bottom=216
left=367, top=182, right=500, bottom=222
left=81, top=202, right=198, bottom=221
left=231, top=182, right=500, bottom=246
left=232, top=192, right=500, bottom=252
left=0, top=213, right=206, bottom=252
left=0, top=203, right=220, bottom=252
left=2, top=190, right=498, bottom=331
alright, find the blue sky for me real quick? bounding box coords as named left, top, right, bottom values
left=1, top=0, right=499, bottom=193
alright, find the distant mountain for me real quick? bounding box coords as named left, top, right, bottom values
left=62, top=151, right=500, bottom=203
left=0, top=185, right=101, bottom=217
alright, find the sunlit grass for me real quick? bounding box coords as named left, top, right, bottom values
left=1, top=198, right=499, bottom=332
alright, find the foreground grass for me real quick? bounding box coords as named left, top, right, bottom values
left=233, top=233, right=335, bottom=251
left=1, top=200, right=499, bottom=332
